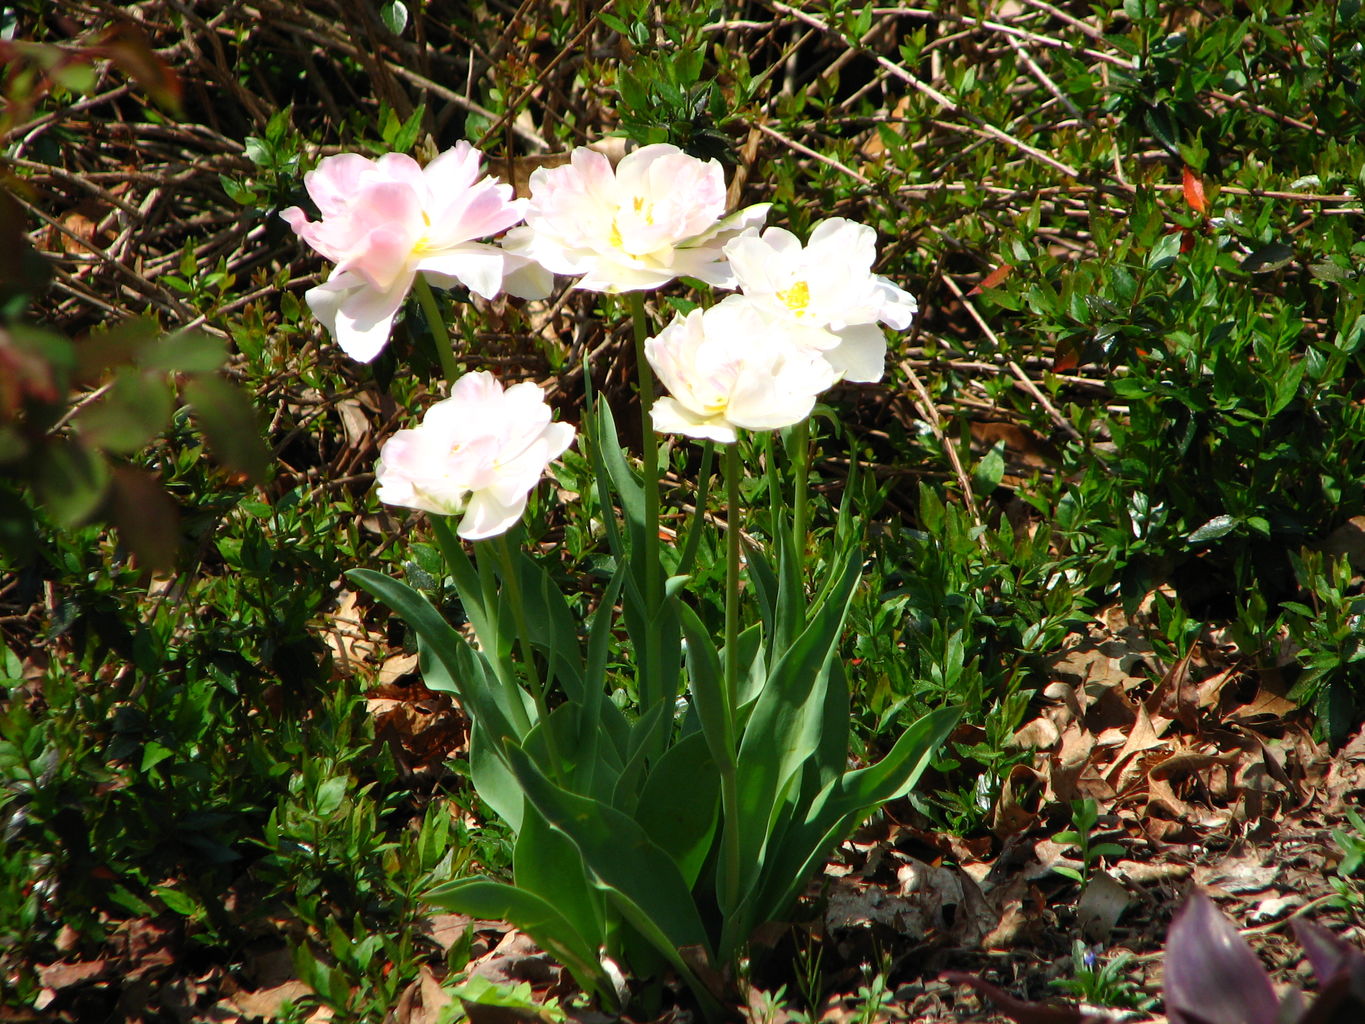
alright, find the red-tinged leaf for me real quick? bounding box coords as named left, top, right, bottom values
left=1053, top=337, right=1081, bottom=373
left=1180, top=228, right=1197, bottom=253
left=110, top=466, right=180, bottom=571
left=1164, top=890, right=1279, bottom=1024
left=969, top=263, right=1014, bottom=296
left=1182, top=165, right=1208, bottom=216
left=94, top=24, right=182, bottom=112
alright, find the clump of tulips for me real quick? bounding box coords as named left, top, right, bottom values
left=283, top=139, right=957, bottom=1016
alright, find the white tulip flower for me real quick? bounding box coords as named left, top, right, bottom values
left=722, top=218, right=918, bottom=382
left=644, top=296, right=837, bottom=443
left=282, top=145, right=551, bottom=362
left=502, top=144, right=769, bottom=293
left=375, top=371, right=574, bottom=540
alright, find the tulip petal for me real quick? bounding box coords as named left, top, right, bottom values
left=824, top=324, right=888, bottom=383
left=306, top=270, right=411, bottom=363
left=419, top=247, right=508, bottom=301
left=651, top=397, right=737, bottom=444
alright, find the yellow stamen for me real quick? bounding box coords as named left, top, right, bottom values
left=776, top=280, right=811, bottom=314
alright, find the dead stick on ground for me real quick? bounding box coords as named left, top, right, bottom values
left=939, top=273, right=1082, bottom=441
left=897, top=359, right=986, bottom=538
left=768, top=1, right=1081, bottom=180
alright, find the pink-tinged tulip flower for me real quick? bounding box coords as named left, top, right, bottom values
left=501, top=144, right=769, bottom=293
left=644, top=296, right=836, bottom=443
left=722, top=218, right=918, bottom=382
left=375, top=371, right=574, bottom=540
left=282, top=144, right=551, bottom=362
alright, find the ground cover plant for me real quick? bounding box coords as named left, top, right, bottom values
left=4, top=1, right=1365, bottom=1021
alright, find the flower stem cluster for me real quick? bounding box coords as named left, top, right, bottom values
left=286, top=135, right=952, bottom=1017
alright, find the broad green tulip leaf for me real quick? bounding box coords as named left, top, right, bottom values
left=349, top=568, right=530, bottom=742
left=613, top=700, right=670, bottom=815
left=674, top=441, right=714, bottom=578
left=576, top=391, right=626, bottom=607
left=810, top=656, right=851, bottom=789
left=574, top=567, right=627, bottom=798
left=676, top=600, right=735, bottom=774
left=425, top=877, right=605, bottom=996
left=514, top=806, right=606, bottom=950
left=506, top=545, right=585, bottom=702
left=743, top=536, right=778, bottom=636
left=731, top=548, right=861, bottom=899
left=522, top=704, right=591, bottom=782
left=736, top=622, right=767, bottom=711
left=635, top=730, right=721, bottom=887
left=503, top=744, right=712, bottom=956
left=751, top=705, right=961, bottom=928
left=589, top=396, right=644, bottom=556
left=429, top=519, right=529, bottom=713
left=468, top=721, right=523, bottom=830
left=503, top=745, right=719, bottom=1017
left=772, top=510, right=806, bottom=654
left=835, top=705, right=961, bottom=811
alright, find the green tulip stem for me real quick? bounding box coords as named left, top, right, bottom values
left=413, top=274, right=462, bottom=388
left=721, top=438, right=744, bottom=908
left=723, top=442, right=742, bottom=709
left=491, top=531, right=564, bottom=778
left=627, top=290, right=664, bottom=707
left=790, top=418, right=810, bottom=575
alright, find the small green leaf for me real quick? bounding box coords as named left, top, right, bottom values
left=971, top=441, right=1006, bottom=496
left=184, top=375, right=268, bottom=483
left=1242, top=242, right=1295, bottom=274
left=314, top=776, right=348, bottom=816
left=52, top=61, right=98, bottom=94
left=0, top=486, right=37, bottom=565
left=110, top=466, right=180, bottom=571
left=598, top=12, right=629, bottom=35
left=219, top=175, right=256, bottom=205
left=379, top=0, right=408, bottom=34
left=1188, top=514, right=1239, bottom=545
left=140, top=330, right=226, bottom=373
left=1146, top=231, right=1183, bottom=271
left=141, top=741, right=174, bottom=772
left=1309, top=261, right=1350, bottom=283
left=76, top=370, right=172, bottom=453
left=243, top=136, right=270, bottom=166
left=36, top=439, right=109, bottom=527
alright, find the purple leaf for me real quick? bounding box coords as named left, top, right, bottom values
left=1293, top=920, right=1364, bottom=989
left=1292, top=919, right=1365, bottom=1024
left=1163, top=889, right=1279, bottom=1024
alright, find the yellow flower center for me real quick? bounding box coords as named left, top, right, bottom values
left=777, top=280, right=811, bottom=315
left=609, top=219, right=624, bottom=249
left=413, top=212, right=436, bottom=256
